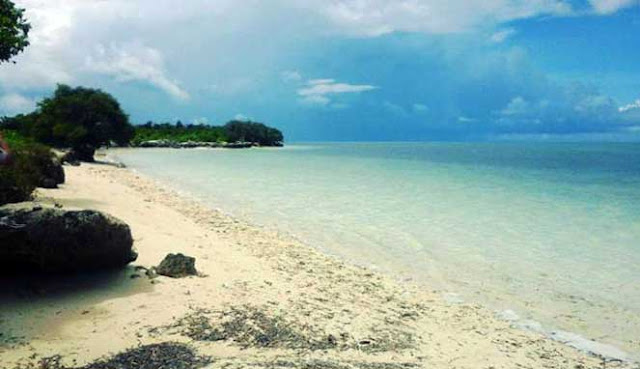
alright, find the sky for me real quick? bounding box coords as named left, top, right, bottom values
left=0, top=0, right=639, bottom=141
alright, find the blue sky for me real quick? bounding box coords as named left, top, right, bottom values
left=1, top=0, right=639, bottom=141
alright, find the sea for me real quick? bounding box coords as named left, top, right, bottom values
left=114, top=142, right=640, bottom=360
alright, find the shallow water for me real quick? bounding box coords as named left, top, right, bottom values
left=115, top=142, right=640, bottom=358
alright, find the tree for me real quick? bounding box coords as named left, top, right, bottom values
left=224, top=120, right=283, bottom=146
left=28, top=85, right=134, bottom=161
left=0, top=0, right=30, bottom=63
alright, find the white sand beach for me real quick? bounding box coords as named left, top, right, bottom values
left=0, top=159, right=634, bottom=369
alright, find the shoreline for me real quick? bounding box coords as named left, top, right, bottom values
left=0, top=157, right=636, bottom=368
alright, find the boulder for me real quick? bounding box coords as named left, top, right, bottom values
left=73, top=144, right=97, bottom=162
left=0, top=203, right=137, bottom=273
left=156, top=253, right=197, bottom=278
left=61, top=151, right=81, bottom=166
left=39, top=156, right=65, bottom=188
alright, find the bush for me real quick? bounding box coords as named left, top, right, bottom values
left=0, top=130, right=57, bottom=205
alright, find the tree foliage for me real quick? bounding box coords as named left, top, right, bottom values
left=0, top=0, right=30, bottom=63
left=133, top=120, right=284, bottom=146
left=223, top=120, right=283, bottom=146
left=133, top=121, right=227, bottom=145
left=4, top=85, right=135, bottom=160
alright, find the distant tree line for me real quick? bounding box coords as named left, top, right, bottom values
left=133, top=120, right=284, bottom=147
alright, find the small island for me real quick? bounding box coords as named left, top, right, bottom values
left=132, top=120, right=284, bottom=149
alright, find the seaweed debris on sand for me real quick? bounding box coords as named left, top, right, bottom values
left=11, top=342, right=212, bottom=369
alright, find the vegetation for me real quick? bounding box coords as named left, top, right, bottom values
left=2, top=84, right=134, bottom=161
left=0, top=130, right=55, bottom=205
left=132, top=121, right=226, bottom=145
left=223, top=120, right=283, bottom=146
left=133, top=120, right=284, bottom=146
left=0, top=0, right=30, bottom=63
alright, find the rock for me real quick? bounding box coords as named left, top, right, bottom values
left=38, top=156, right=65, bottom=188
left=156, top=253, right=197, bottom=278
left=223, top=142, right=253, bottom=149
left=73, top=144, right=96, bottom=162
left=0, top=202, right=137, bottom=273
left=60, top=145, right=95, bottom=164
left=39, top=178, right=58, bottom=189
left=61, top=151, right=81, bottom=166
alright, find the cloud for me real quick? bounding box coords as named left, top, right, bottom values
left=619, top=99, right=640, bottom=112
left=297, top=78, right=376, bottom=108
left=2, top=0, right=638, bottom=141
left=320, top=0, right=574, bottom=36
left=298, top=79, right=377, bottom=97
left=491, top=84, right=635, bottom=135
left=281, top=70, right=302, bottom=83
left=0, top=93, right=37, bottom=115
left=383, top=101, right=409, bottom=116
left=233, top=113, right=252, bottom=121
left=412, top=103, right=429, bottom=113
left=458, top=116, right=477, bottom=123
left=588, top=0, right=639, bottom=14
left=498, top=96, right=531, bottom=116
left=191, top=117, right=209, bottom=125
left=85, top=43, right=189, bottom=100
left=299, top=95, right=331, bottom=106
left=490, top=28, right=517, bottom=43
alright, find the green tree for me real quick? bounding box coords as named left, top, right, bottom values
left=28, top=84, right=134, bottom=161
left=224, top=120, right=283, bottom=146
left=0, top=0, right=30, bottom=63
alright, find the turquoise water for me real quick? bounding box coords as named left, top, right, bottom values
left=115, top=143, right=640, bottom=357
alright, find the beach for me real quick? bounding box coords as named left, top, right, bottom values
left=0, top=156, right=635, bottom=368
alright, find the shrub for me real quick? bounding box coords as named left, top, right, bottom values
left=0, top=130, right=57, bottom=205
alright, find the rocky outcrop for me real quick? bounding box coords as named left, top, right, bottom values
left=39, top=156, right=65, bottom=188
left=0, top=203, right=137, bottom=273
left=61, top=150, right=81, bottom=166
left=156, top=253, right=198, bottom=278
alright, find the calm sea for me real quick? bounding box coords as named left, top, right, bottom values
left=115, top=142, right=640, bottom=358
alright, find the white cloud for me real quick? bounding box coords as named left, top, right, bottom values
left=298, top=80, right=377, bottom=97
left=191, top=117, right=209, bottom=125
left=281, top=70, right=302, bottom=83
left=320, top=0, right=574, bottom=36
left=458, top=116, right=477, bottom=123
left=308, top=79, right=337, bottom=86
left=299, top=95, right=331, bottom=106
left=234, top=113, right=252, bottom=121
left=0, top=93, right=37, bottom=115
left=588, top=0, right=639, bottom=14
left=297, top=78, right=376, bottom=107
left=85, top=43, right=189, bottom=100
left=499, top=96, right=531, bottom=116
left=619, top=99, right=640, bottom=112
left=490, top=28, right=517, bottom=43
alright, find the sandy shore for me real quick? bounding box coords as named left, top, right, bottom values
left=0, top=158, right=636, bottom=368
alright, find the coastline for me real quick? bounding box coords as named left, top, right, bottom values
left=0, top=155, right=635, bottom=368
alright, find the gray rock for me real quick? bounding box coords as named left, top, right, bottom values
left=156, top=253, right=197, bottom=278
left=0, top=203, right=137, bottom=273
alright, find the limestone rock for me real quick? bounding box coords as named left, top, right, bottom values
left=0, top=203, right=137, bottom=273
left=156, top=253, right=198, bottom=278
